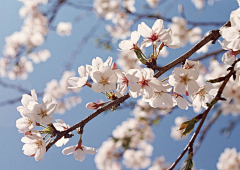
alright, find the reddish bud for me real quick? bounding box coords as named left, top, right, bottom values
left=111, top=62, right=118, bottom=70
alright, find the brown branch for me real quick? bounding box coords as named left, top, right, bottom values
left=154, top=21, right=230, bottom=78
left=167, top=63, right=236, bottom=170
left=46, top=93, right=130, bottom=151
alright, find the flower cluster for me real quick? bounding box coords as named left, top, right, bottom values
left=16, top=90, right=57, bottom=161
left=220, top=6, right=240, bottom=66
left=2, top=0, right=49, bottom=79
left=94, top=0, right=134, bottom=40
left=217, top=148, right=240, bottom=170
left=169, top=17, right=202, bottom=47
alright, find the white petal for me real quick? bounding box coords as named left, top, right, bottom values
left=138, top=22, right=152, bottom=38
left=92, top=83, right=104, bottom=93
left=74, top=149, right=85, bottom=162
left=131, top=31, right=140, bottom=44
left=152, top=19, right=164, bottom=34
left=62, top=145, right=76, bottom=155
left=119, top=40, right=133, bottom=50
left=83, top=146, right=97, bottom=155
left=78, top=65, right=87, bottom=78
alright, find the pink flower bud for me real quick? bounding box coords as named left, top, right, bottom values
left=24, top=131, right=31, bottom=136
left=86, top=102, right=99, bottom=110
left=111, top=62, right=118, bottom=70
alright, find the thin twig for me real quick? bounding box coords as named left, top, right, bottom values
left=0, top=80, right=29, bottom=93
left=63, top=20, right=102, bottom=71
left=193, top=49, right=225, bottom=61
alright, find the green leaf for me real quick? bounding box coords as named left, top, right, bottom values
left=181, top=120, right=196, bottom=137
left=179, top=121, right=190, bottom=130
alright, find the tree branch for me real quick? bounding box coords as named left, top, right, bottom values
left=193, top=49, right=225, bottom=61
left=167, top=61, right=236, bottom=170
left=154, top=21, right=230, bottom=78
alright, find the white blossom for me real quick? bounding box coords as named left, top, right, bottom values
left=128, top=68, right=163, bottom=99
left=217, top=148, right=240, bottom=170
left=68, top=66, right=88, bottom=89
left=62, top=145, right=96, bottom=162
left=28, top=95, right=57, bottom=125
left=16, top=115, right=36, bottom=133
left=56, top=22, right=72, bottom=36
left=119, top=31, right=140, bottom=51
left=169, top=67, right=199, bottom=95
left=53, top=119, right=70, bottom=147
left=21, top=130, right=46, bottom=161
left=91, top=65, right=118, bottom=93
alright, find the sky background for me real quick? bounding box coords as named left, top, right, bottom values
left=0, top=0, right=239, bottom=170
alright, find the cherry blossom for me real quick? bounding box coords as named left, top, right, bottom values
left=144, top=82, right=174, bottom=108
left=95, top=139, right=122, bottom=170
left=28, top=95, right=57, bottom=125
left=128, top=68, right=163, bottom=99
left=114, top=69, right=129, bottom=97
left=123, top=149, right=151, bottom=169
left=28, top=49, right=51, bottom=64
left=56, top=22, right=72, bottom=36
left=21, top=130, right=46, bottom=161
left=222, top=50, right=236, bottom=65
left=68, top=66, right=88, bottom=89
left=86, top=56, right=112, bottom=74
left=172, top=93, right=189, bottom=110
left=53, top=119, right=70, bottom=147
left=90, top=65, right=118, bottom=93
left=62, top=144, right=97, bottom=162
left=169, top=67, right=199, bottom=95
left=191, top=84, right=215, bottom=111
left=169, top=17, right=202, bottom=46
left=117, top=50, right=142, bottom=71
left=217, top=148, right=240, bottom=170
left=138, top=19, right=164, bottom=48
left=16, top=115, right=36, bottom=133
left=146, top=0, right=161, bottom=8
left=119, top=31, right=140, bottom=51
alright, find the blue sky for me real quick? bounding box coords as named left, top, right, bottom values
left=0, top=0, right=239, bottom=170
